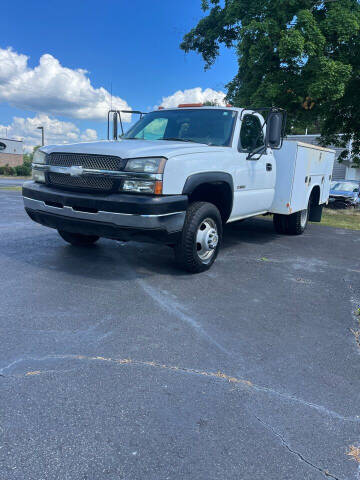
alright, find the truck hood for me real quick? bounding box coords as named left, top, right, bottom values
left=41, top=139, right=222, bottom=159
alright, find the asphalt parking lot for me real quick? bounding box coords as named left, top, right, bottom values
left=0, top=178, right=27, bottom=187
left=1, top=189, right=359, bottom=480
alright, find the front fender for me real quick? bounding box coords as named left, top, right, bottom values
left=182, top=171, right=234, bottom=195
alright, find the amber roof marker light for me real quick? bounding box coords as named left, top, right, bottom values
left=178, top=103, right=204, bottom=108
left=177, top=103, right=233, bottom=108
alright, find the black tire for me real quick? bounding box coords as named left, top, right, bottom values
left=273, top=213, right=288, bottom=234
left=174, top=202, right=222, bottom=273
left=58, top=230, right=100, bottom=246
left=273, top=204, right=309, bottom=236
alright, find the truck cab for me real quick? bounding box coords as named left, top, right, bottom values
left=23, top=105, right=334, bottom=273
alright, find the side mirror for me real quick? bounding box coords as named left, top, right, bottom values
left=266, top=112, right=285, bottom=149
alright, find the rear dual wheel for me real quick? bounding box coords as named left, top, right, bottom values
left=273, top=202, right=309, bottom=235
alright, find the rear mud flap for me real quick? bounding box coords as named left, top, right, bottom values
left=309, top=204, right=323, bottom=222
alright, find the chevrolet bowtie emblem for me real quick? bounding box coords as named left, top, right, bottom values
left=69, top=166, right=84, bottom=177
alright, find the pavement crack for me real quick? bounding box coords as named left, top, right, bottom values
left=2, top=354, right=251, bottom=386
left=254, top=415, right=341, bottom=480
left=249, top=383, right=359, bottom=423
left=1, top=354, right=359, bottom=424
left=0, top=357, right=27, bottom=375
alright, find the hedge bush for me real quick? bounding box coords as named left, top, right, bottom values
left=0, top=164, right=16, bottom=176
left=0, top=161, right=32, bottom=176
left=15, top=163, right=32, bottom=176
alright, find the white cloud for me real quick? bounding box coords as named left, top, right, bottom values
left=0, top=47, right=131, bottom=121
left=81, top=129, right=98, bottom=142
left=0, top=114, right=98, bottom=152
left=0, top=47, right=28, bottom=83
left=160, top=87, right=227, bottom=108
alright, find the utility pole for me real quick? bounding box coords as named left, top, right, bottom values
left=37, top=126, right=44, bottom=146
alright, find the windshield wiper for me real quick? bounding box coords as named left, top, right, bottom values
left=162, top=137, right=197, bottom=143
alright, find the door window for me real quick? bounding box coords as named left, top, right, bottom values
left=239, top=115, right=264, bottom=153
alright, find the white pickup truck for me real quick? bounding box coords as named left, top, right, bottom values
left=23, top=105, right=335, bottom=273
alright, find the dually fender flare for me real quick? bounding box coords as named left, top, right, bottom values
left=182, top=171, right=234, bottom=196
left=181, top=171, right=235, bottom=221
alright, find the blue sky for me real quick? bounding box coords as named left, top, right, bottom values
left=1, top=0, right=237, bottom=149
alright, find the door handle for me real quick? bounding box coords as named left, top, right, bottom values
left=266, top=163, right=272, bottom=171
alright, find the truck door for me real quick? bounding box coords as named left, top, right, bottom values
left=231, top=112, right=276, bottom=218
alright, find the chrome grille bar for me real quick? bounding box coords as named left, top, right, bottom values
left=32, top=164, right=163, bottom=181
left=47, top=152, right=125, bottom=171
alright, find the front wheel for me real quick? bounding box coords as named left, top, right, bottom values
left=58, top=230, right=100, bottom=246
left=174, top=202, right=222, bottom=273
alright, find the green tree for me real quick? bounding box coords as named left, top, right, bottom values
left=17, top=146, right=40, bottom=176
left=23, top=145, right=40, bottom=164
left=181, top=0, right=360, bottom=162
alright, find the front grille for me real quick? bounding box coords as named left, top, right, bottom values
left=45, top=152, right=124, bottom=192
left=47, top=152, right=125, bottom=171
left=48, top=172, right=114, bottom=191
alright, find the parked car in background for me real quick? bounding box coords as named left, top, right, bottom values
left=328, top=180, right=360, bottom=209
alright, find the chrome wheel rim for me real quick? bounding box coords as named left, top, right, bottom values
left=300, top=208, right=308, bottom=228
left=196, top=218, right=219, bottom=263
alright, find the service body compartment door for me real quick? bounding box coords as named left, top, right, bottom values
left=271, top=140, right=335, bottom=215
left=291, top=143, right=335, bottom=212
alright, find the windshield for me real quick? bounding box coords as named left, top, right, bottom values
left=331, top=181, right=359, bottom=193
left=124, top=109, right=237, bottom=147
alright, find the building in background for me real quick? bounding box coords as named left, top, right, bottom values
left=288, top=134, right=360, bottom=181
left=0, top=138, right=23, bottom=167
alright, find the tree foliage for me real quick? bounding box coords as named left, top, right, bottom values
left=0, top=146, right=38, bottom=176
left=181, top=0, right=360, bottom=162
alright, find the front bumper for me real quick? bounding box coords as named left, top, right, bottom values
left=328, top=195, right=359, bottom=208
left=23, top=181, right=187, bottom=243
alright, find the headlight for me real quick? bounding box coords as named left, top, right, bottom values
left=122, top=180, right=161, bottom=194
left=32, top=169, right=46, bottom=183
left=33, top=149, right=46, bottom=164
left=125, top=157, right=166, bottom=173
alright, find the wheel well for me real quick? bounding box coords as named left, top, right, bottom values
left=188, top=182, right=233, bottom=223
left=308, top=185, right=322, bottom=222
left=310, top=185, right=320, bottom=206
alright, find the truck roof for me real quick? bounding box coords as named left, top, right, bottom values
left=157, top=105, right=241, bottom=112
left=285, top=139, right=335, bottom=153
